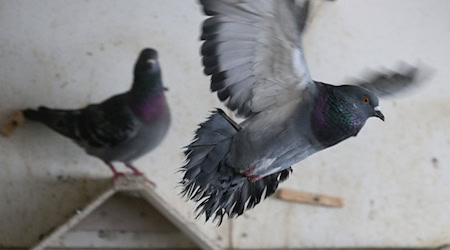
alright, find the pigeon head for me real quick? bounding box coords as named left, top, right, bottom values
left=312, top=83, right=384, bottom=148
left=132, top=48, right=167, bottom=92
left=335, top=85, right=384, bottom=122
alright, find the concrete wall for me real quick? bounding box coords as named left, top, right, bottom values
left=0, top=0, right=449, bottom=248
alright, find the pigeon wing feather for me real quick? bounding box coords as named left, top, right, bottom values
left=200, top=0, right=314, bottom=117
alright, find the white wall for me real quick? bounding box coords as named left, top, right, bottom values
left=0, top=0, right=449, bottom=248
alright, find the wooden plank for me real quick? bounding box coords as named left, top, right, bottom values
left=31, top=176, right=222, bottom=250
left=0, top=111, right=24, bottom=136
left=31, top=187, right=117, bottom=250
left=135, top=180, right=222, bottom=250
left=276, top=188, right=344, bottom=208
left=59, top=231, right=197, bottom=249
left=71, top=193, right=180, bottom=232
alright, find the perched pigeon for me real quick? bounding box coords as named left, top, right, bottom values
left=24, top=48, right=170, bottom=184
left=180, top=0, right=425, bottom=224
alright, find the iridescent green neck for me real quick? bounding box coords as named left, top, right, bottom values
left=311, top=83, right=366, bottom=147
left=131, top=73, right=163, bottom=96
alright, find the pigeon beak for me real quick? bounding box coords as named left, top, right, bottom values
left=373, top=106, right=385, bottom=121
left=163, top=87, right=169, bottom=91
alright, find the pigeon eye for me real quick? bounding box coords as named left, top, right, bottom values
left=362, top=97, right=369, bottom=103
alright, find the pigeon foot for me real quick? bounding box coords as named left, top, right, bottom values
left=125, top=164, right=156, bottom=187
left=106, top=162, right=130, bottom=183
left=248, top=175, right=263, bottom=183
left=240, top=168, right=255, bottom=176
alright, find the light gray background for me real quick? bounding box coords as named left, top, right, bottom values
left=0, top=0, right=449, bottom=248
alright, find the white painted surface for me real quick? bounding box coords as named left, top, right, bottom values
left=0, top=0, right=449, bottom=249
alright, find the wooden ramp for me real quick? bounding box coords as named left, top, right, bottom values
left=31, top=176, right=221, bottom=250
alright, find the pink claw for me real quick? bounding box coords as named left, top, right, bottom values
left=125, top=164, right=156, bottom=187
left=248, top=175, right=263, bottom=183
left=106, top=162, right=129, bottom=183
left=240, top=168, right=255, bottom=176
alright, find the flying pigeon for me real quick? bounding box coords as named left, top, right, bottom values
left=24, top=48, right=171, bottom=184
left=180, top=0, right=426, bottom=224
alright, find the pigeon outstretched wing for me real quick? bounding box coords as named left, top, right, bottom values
left=351, top=62, right=432, bottom=97
left=200, top=0, right=314, bottom=117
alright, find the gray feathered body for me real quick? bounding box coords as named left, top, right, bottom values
left=80, top=92, right=170, bottom=163
left=181, top=0, right=423, bottom=225
left=181, top=82, right=376, bottom=223
left=227, top=87, right=322, bottom=178
left=23, top=48, right=170, bottom=165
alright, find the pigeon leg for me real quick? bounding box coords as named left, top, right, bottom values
left=239, top=168, right=262, bottom=183
left=248, top=175, right=263, bottom=183
left=125, top=163, right=156, bottom=187
left=240, top=168, right=255, bottom=176
left=106, top=162, right=128, bottom=182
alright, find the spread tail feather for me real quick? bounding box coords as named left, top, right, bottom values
left=23, top=107, right=80, bottom=139
left=180, top=109, right=293, bottom=225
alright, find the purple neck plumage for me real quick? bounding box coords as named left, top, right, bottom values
left=311, top=84, right=366, bottom=148
left=129, top=90, right=167, bottom=120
